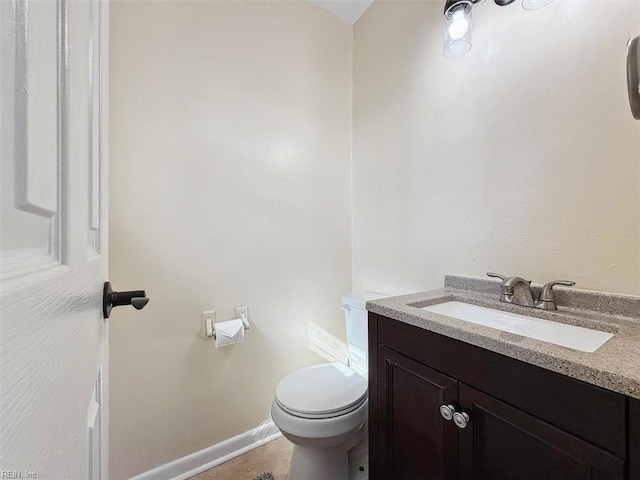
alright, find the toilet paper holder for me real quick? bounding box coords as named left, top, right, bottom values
left=205, top=306, right=250, bottom=339
left=236, top=306, right=250, bottom=332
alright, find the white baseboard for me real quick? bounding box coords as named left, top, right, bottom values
left=130, top=419, right=282, bottom=480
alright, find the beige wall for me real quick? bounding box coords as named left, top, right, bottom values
left=353, top=0, right=640, bottom=296
left=109, top=2, right=352, bottom=478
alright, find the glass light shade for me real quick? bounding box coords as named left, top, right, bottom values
left=448, top=10, right=469, bottom=40
left=522, top=0, right=553, bottom=10
left=444, top=3, right=472, bottom=59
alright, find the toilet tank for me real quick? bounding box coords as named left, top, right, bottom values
left=341, top=292, right=387, bottom=377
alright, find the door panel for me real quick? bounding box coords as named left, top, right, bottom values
left=87, top=0, right=103, bottom=257
left=458, top=383, right=624, bottom=480
left=1, top=0, right=109, bottom=478
left=1, top=0, right=62, bottom=279
left=378, top=346, right=458, bottom=480
left=16, top=0, right=59, bottom=217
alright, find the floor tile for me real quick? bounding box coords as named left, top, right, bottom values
left=190, top=436, right=293, bottom=480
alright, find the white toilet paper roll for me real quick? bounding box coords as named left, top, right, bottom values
left=214, top=318, right=245, bottom=348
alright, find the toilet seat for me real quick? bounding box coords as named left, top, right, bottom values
left=275, top=362, right=367, bottom=419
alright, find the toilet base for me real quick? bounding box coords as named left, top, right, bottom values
left=286, top=424, right=368, bottom=480
left=289, top=443, right=349, bottom=480
left=348, top=434, right=368, bottom=480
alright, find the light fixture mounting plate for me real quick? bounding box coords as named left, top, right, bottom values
left=444, top=0, right=473, bottom=17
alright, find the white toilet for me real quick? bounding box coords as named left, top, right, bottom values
left=271, top=292, right=387, bottom=480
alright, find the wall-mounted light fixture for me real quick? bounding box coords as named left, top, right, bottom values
left=444, top=0, right=554, bottom=58
left=444, top=0, right=473, bottom=58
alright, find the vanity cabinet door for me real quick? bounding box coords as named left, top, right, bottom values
left=457, top=383, right=625, bottom=480
left=377, top=346, right=458, bottom=480
left=630, top=398, right=640, bottom=479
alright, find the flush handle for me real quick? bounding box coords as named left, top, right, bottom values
left=103, top=281, right=149, bottom=319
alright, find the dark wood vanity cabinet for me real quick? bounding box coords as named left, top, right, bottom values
left=376, top=346, right=458, bottom=479
left=369, top=313, right=638, bottom=480
left=456, top=383, right=623, bottom=479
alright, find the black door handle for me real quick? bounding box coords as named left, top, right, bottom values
left=103, top=282, right=149, bottom=319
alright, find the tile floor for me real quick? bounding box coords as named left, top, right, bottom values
left=190, top=436, right=293, bottom=480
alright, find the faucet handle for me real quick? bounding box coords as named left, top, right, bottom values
left=539, top=280, right=576, bottom=301
left=486, top=272, right=508, bottom=282
left=537, top=280, right=576, bottom=310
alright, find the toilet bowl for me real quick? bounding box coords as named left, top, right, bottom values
left=271, top=362, right=368, bottom=480
left=271, top=292, right=387, bottom=480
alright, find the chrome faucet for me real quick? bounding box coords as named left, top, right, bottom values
left=486, top=272, right=575, bottom=311
left=487, top=272, right=536, bottom=307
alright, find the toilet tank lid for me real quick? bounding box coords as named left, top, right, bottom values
left=341, top=291, right=388, bottom=310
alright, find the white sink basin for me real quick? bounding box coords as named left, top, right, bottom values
left=421, top=301, right=613, bottom=353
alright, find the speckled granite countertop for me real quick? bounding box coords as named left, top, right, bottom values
left=366, top=275, right=640, bottom=399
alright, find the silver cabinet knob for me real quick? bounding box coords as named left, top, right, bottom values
left=439, top=404, right=456, bottom=421
left=453, top=411, right=470, bottom=429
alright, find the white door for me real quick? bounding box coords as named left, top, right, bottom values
left=1, top=0, right=109, bottom=478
